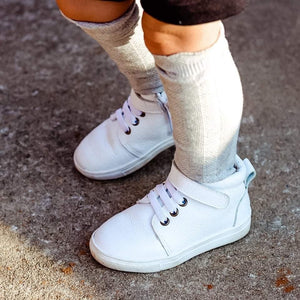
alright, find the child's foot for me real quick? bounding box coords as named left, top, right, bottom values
left=89, top=156, right=256, bottom=272
left=74, top=90, right=174, bottom=179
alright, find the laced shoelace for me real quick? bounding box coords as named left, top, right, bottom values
left=110, top=92, right=172, bottom=135
left=147, top=180, right=188, bottom=226
left=110, top=96, right=145, bottom=135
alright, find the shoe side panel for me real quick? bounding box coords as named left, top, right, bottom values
left=234, top=191, right=251, bottom=227
left=119, top=112, right=173, bottom=157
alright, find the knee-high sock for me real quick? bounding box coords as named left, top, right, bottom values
left=61, top=3, right=163, bottom=95
left=154, top=25, right=243, bottom=183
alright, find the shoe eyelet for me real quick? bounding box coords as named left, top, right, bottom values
left=170, top=208, right=179, bottom=217
left=132, top=118, right=139, bottom=126
left=160, top=218, right=170, bottom=226
left=179, top=197, right=188, bottom=207
left=140, top=112, right=146, bottom=117
left=125, top=127, right=131, bottom=135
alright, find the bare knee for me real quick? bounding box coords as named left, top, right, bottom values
left=56, top=0, right=134, bottom=23
left=142, top=12, right=221, bottom=56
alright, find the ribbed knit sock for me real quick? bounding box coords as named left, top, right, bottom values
left=154, top=25, right=243, bottom=183
left=61, top=3, right=163, bottom=95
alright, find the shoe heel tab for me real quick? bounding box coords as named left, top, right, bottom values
left=243, top=158, right=256, bottom=188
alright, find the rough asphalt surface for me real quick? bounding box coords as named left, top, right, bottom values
left=0, top=0, right=299, bottom=299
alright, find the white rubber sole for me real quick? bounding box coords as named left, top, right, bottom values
left=89, top=218, right=251, bottom=273
left=74, top=137, right=174, bottom=180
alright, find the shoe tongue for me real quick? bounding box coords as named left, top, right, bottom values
left=129, top=90, right=163, bottom=113
left=167, top=163, right=229, bottom=209
left=138, top=93, right=157, bottom=102
left=136, top=191, right=164, bottom=206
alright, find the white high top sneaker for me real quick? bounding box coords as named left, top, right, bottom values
left=89, top=156, right=256, bottom=272
left=74, top=90, right=174, bottom=179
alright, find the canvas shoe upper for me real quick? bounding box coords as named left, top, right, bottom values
left=74, top=90, right=174, bottom=179
left=89, top=155, right=256, bottom=272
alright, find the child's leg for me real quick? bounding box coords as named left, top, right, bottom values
left=56, top=0, right=173, bottom=179
left=56, top=0, right=134, bottom=23
left=143, top=13, right=243, bottom=183
left=57, top=0, right=163, bottom=96
left=89, top=0, right=256, bottom=272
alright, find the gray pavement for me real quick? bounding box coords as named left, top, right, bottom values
left=0, top=0, right=299, bottom=299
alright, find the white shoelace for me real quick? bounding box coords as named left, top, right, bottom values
left=147, top=180, right=187, bottom=225
left=110, top=92, right=173, bottom=134
left=110, top=96, right=144, bottom=134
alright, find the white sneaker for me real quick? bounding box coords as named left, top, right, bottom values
left=74, top=90, right=174, bottom=179
left=89, top=156, right=256, bottom=272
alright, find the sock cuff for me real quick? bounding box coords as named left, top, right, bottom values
left=154, top=23, right=230, bottom=78
left=60, top=2, right=139, bottom=42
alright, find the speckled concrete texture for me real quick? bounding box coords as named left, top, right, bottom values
left=0, top=0, right=299, bottom=299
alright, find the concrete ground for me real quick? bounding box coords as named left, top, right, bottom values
left=0, top=0, right=299, bottom=299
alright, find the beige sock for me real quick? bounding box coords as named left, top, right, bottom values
left=154, top=25, right=243, bottom=183
left=61, top=3, right=163, bottom=95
